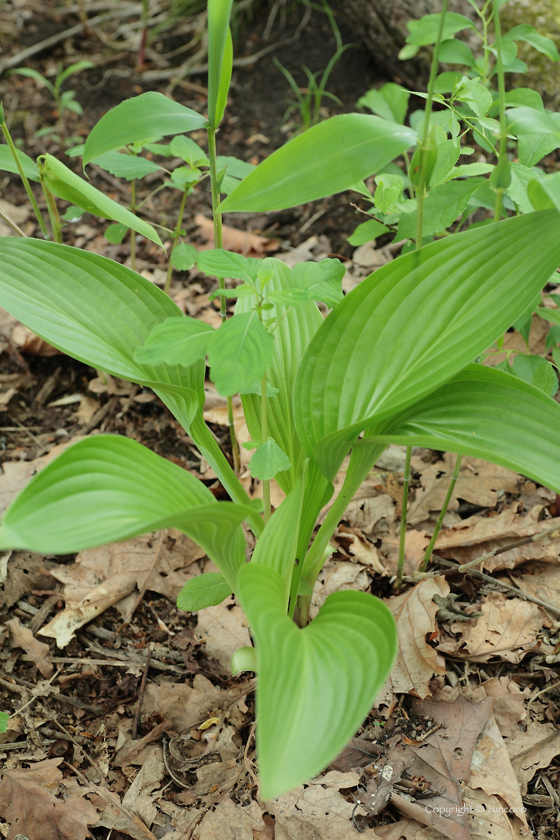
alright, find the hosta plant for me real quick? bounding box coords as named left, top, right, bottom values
left=2, top=0, right=560, bottom=801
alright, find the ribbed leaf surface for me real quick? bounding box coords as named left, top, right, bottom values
left=366, top=364, right=560, bottom=493
left=294, top=211, right=560, bottom=480
left=0, top=239, right=203, bottom=432
left=237, top=564, right=397, bottom=800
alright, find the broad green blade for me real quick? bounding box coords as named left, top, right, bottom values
left=0, top=435, right=253, bottom=590
left=251, top=466, right=306, bottom=608
left=177, top=572, right=232, bottom=611
left=207, top=0, right=234, bottom=128
left=134, top=317, right=214, bottom=367
left=41, top=154, right=162, bottom=246
left=219, top=115, right=417, bottom=213
left=207, top=311, right=273, bottom=397
left=365, top=364, right=560, bottom=494
left=237, top=564, right=397, bottom=799
left=0, top=145, right=39, bottom=180
left=237, top=257, right=323, bottom=494
left=0, top=239, right=202, bottom=432
left=528, top=171, right=560, bottom=212
left=294, top=211, right=560, bottom=480
left=83, top=92, right=208, bottom=166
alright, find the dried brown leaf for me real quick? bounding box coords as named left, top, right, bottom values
left=195, top=213, right=278, bottom=255
left=195, top=798, right=265, bottom=840
left=437, top=593, right=544, bottom=663
left=468, top=716, right=527, bottom=823
left=505, top=721, right=560, bottom=795
left=11, top=323, right=61, bottom=356
left=121, top=745, right=165, bottom=827
left=195, top=596, right=252, bottom=672
left=0, top=758, right=97, bottom=840
left=6, top=616, right=53, bottom=678
left=384, top=576, right=449, bottom=697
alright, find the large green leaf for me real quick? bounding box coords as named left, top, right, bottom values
left=0, top=435, right=253, bottom=590
left=237, top=564, right=397, bottom=800
left=40, top=154, right=162, bottom=246
left=294, top=211, right=560, bottom=480
left=0, top=238, right=202, bottom=432
left=251, top=467, right=306, bottom=608
left=219, top=115, right=417, bottom=213
left=83, top=92, right=208, bottom=166
left=0, top=145, right=39, bottom=180
left=365, top=365, right=560, bottom=494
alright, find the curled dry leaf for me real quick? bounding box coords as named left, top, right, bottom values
left=478, top=677, right=530, bottom=739
left=435, top=507, right=560, bottom=573
left=468, top=716, right=527, bottom=824
left=437, top=592, right=544, bottom=663
left=408, top=457, right=521, bottom=527
left=384, top=576, right=449, bottom=698
left=6, top=616, right=53, bottom=678
left=0, top=758, right=97, bottom=840
left=505, top=721, right=560, bottom=795
left=195, top=213, right=279, bottom=256
left=11, top=323, right=61, bottom=356
left=310, top=559, right=371, bottom=618
left=195, top=596, right=252, bottom=673
left=40, top=530, right=207, bottom=647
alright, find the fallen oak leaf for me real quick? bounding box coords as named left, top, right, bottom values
left=195, top=213, right=279, bottom=256
left=0, top=758, right=97, bottom=840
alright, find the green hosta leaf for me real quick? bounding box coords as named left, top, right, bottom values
left=251, top=468, right=305, bottom=606
left=406, top=12, right=476, bottom=45
left=177, top=572, right=232, bottom=611
left=0, top=238, right=203, bottom=433
left=249, top=437, right=291, bottom=481
left=507, top=162, right=544, bottom=213
left=294, top=211, right=560, bottom=480
left=357, top=83, right=410, bottom=124
left=83, top=92, right=208, bottom=166
left=134, top=316, right=214, bottom=367
left=105, top=222, right=128, bottom=244
left=40, top=154, right=162, bottom=246
left=366, top=365, right=560, bottom=493
left=0, top=435, right=255, bottom=590
left=169, top=135, right=209, bottom=166
left=511, top=354, right=558, bottom=396
left=348, top=219, right=389, bottom=246
left=507, top=107, right=560, bottom=167
left=93, top=151, right=164, bottom=181
left=0, top=711, right=8, bottom=733
left=207, top=312, right=273, bottom=397
left=0, top=145, right=39, bottom=180
left=438, top=38, right=476, bottom=67
left=397, top=178, right=484, bottom=240
left=237, top=564, right=397, bottom=799
left=196, top=249, right=260, bottom=283
left=207, top=0, right=233, bottom=127
left=507, top=24, right=559, bottom=61
left=171, top=242, right=198, bottom=270
left=219, top=115, right=417, bottom=213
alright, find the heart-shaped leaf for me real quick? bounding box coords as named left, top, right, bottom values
left=207, top=311, right=273, bottom=396
left=237, top=564, right=397, bottom=799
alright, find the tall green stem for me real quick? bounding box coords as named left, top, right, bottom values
left=42, top=183, right=62, bottom=244
left=419, top=452, right=462, bottom=572
left=208, top=126, right=241, bottom=473
left=492, top=0, right=508, bottom=222
left=395, top=446, right=412, bottom=589
left=164, top=188, right=188, bottom=295
left=0, top=111, right=48, bottom=239
left=415, top=0, right=448, bottom=247
left=261, top=373, right=271, bottom=524
left=130, top=179, right=137, bottom=271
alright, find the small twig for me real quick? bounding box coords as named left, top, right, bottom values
left=395, top=447, right=412, bottom=589
left=420, top=453, right=462, bottom=572
left=132, top=643, right=154, bottom=740
left=0, top=206, right=26, bottom=237
left=525, top=679, right=560, bottom=722
left=162, top=736, right=191, bottom=788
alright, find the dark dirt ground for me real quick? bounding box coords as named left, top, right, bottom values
left=1, top=3, right=560, bottom=840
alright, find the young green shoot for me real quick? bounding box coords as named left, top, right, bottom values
left=419, top=452, right=462, bottom=572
